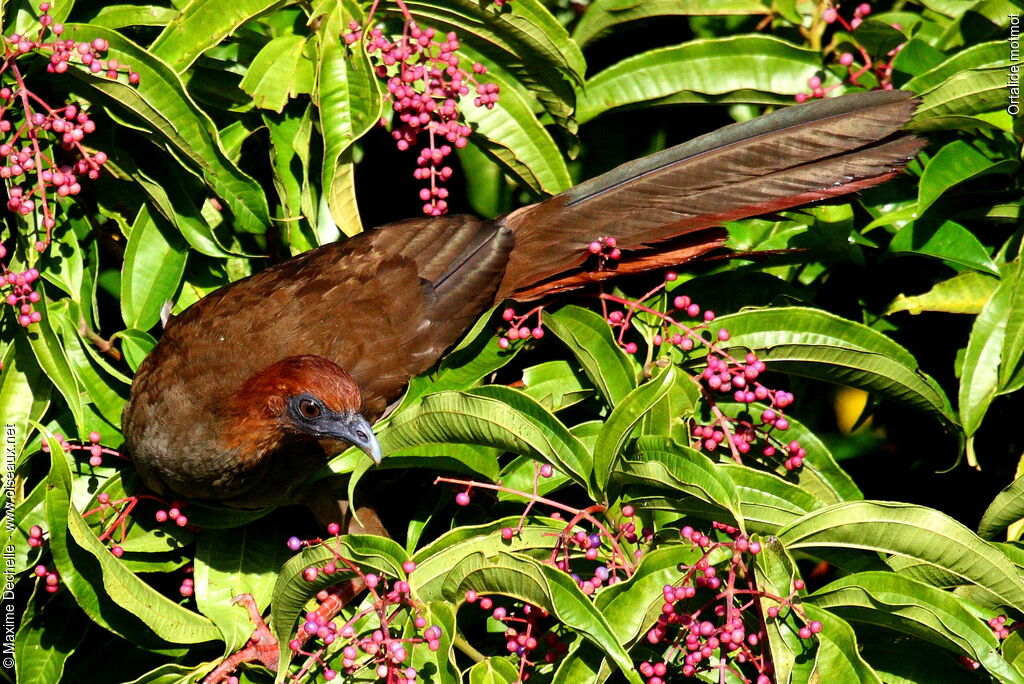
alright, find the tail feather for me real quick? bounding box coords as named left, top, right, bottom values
left=496, top=90, right=923, bottom=301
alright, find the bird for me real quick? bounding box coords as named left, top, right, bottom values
left=122, top=90, right=924, bottom=512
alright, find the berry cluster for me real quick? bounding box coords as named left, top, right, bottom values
left=439, top=468, right=825, bottom=684
left=442, top=471, right=641, bottom=591
left=688, top=354, right=806, bottom=470
left=80, top=488, right=189, bottom=559
left=795, top=2, right=905, bottom=103
left=989, top=614, right=1017, bottom=640
left=465, top=594, right=569, bottom=674
left=153, top=502, right=189, bottom=527
left=285, top=530, right=441, bottom=682
left=42, top=430, right=121, bottom=467
left=2, top=3, right=138, bottom=325
left=594, top=272, right=808, bottom=470
left=179, top=566, right=195, bottom=598
left=27, top=524, right=45, bottom=548
left=344, top=0, right=498, bottom=216
left=1, top=257, right=40, bottom=326
left=587, top=235, right=622, bottom=263
left=33, top=563, right=60, bottom=593
left=497, top=306, right=544, bottom=350
left=643, top=523, right=818, bottom=683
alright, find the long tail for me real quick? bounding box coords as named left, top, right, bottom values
left=495, top=90, right=924, bottom=301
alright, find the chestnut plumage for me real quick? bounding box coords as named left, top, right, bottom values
left=123, top=91, right=924, bottom=509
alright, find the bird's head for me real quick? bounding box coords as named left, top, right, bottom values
left=222, top=355, right=381, bottom=465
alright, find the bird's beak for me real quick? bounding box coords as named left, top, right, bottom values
left=327, top=412, right=382, bottom=465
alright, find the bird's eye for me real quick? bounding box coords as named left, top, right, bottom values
left=298, top=399, right=321, bottom=420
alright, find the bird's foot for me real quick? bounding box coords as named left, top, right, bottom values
left=202, top=582, right=365, bottom=683
left=202, top=594, right=278, bottom=684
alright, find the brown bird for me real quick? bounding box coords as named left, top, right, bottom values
left=123, top=90, right=924, bottom=511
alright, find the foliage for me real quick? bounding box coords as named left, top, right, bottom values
left=3, top=0, right=1024, bottom=682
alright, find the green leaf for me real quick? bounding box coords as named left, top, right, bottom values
left=917, top=140, right=1019, bottom=218
left=705, top=307, right=958, bottom=430
left=380, top=389, right=590, bottom=492
left=721, top=462, right=827, bottom=531
left=521, top=360, right=593, bottom=412
left=615, top=436, right=744, bottom=526
left=317, top=1, right=383, bottom=236
left=592, top=543, right=703, bottom=644
left=572, top=0, right=769, bottom=47
left=44, top=432, right=220, bottom=645
left=149, top=0, right=280, bottom=72
left=461, top=61, right=572, bottom=196
left=121, top=204, right=188, bottom=331
left=885, top=271, right=999, bottom=315
left=401, top=308, right=525, bottom=409
left=193, top=525, right=291, bottom=652
left=88, top=4, right=180, bottom=28
left=26, top=292, right=84, bottom=433
left=578, top=36, right=832, bottom=123
left=552, top=642, right=614, bottom=683
left=48, top=304, right=128, bottom=427
left=412, top=517, right=568, bottom=601
left=265, top=105, right=319, bottom=251
left=0, top=335, right=50, bottom=460
left=447, top=553, right=644, bottom=684
left=714, top=400, right=862, bottom=505
left=41, top=221, right=83, bottom=298
left=854, top=19, right=908, bottom=55
left=810, top=571, right=1019, bottom=681
left=778, top=501, right=1024, bottom=612
left=114, top=328, right=157, bottom=373
left=889, top=219, right=999, bottom=274
left=958, top=262, right=1023, bottom=444
left=15, top=592, right=86, bottom=684
left=410, top=602, right=460, bottom=682
left=467, top=658, right=520, bottom=683
left=754, top=537, right=802, bottom=683
left=593, top=366, right=676, bottom=495
left=64, top=24, right=270, bottom=233
left=239, top=34, right=314, bottom=112
left=470, top=385, right=591, bottom=485
left=106, top=156, right=238, bottom=258
left=911, top=65, right=1010, bottom=130
left=798, top=604, right=882, bottom=683
left=377, top=443, right=502, bottom=482
left=999, top=261, right=1024, bottom=394
left=979, top=472, right=1024, bottom=540
left=546, top=305, right=637, bottom=406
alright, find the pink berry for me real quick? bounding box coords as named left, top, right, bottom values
left=455, top=491, right=470, bottom=506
